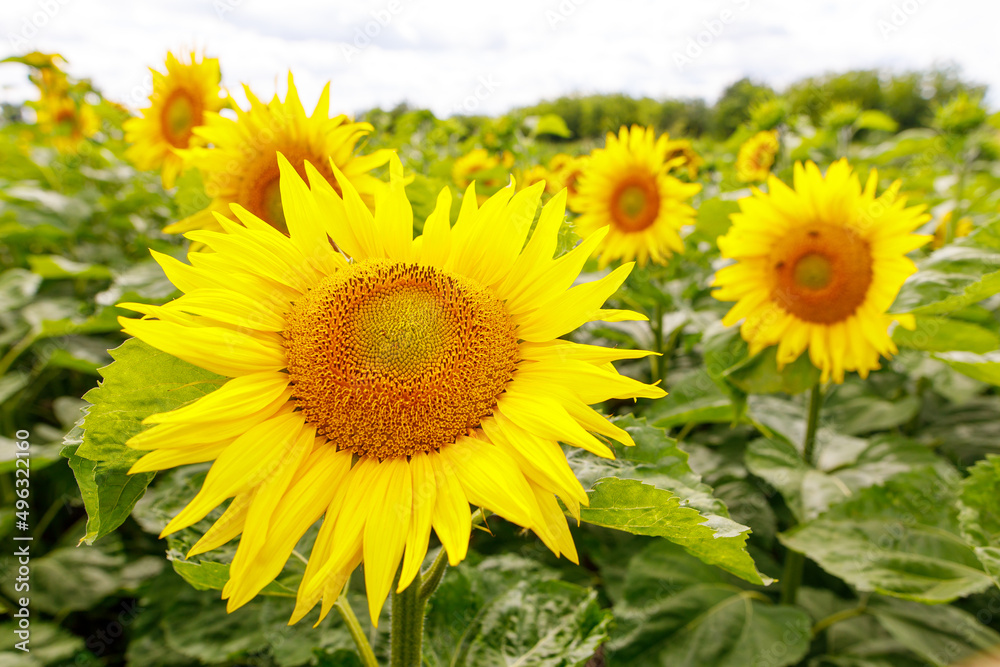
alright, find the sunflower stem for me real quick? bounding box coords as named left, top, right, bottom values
left=419, top=548, right=449, bottom=601
left=651, top=301, right=664, bottom=385
left=335, top=585, right=378, bottom=667
left=390, top=574, right=425, bottom=667
left=781, top=383, right=824, bottom=607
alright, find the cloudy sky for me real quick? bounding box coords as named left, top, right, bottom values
left=1, top=0, right=997, bottom=117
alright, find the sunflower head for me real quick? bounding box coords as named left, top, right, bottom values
left=574, top=125, right=701, bottom=268
left=736, top=130, right=780, bottom=183
left=932, top=210, right=974, bottom=249
left=549, top=153, right=589, bottom=211
left=713, top=159, right=932, bottom=383
left=119, top=153, right=664, bottom=626
left=165, top=73, right=391, bottom=237
left=34, top=93, right=99, bottom=153
left=123, top=51, right=226, bottom=188
left=663, top=138, right=703, bottom=180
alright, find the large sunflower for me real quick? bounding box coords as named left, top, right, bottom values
left=119, top=154, right=663, bottom=625
left=124, top=51, right=225, bottom=188
left=167, top=74, right=391, bottom=235
left=574, top=126, right=701, bottom=268
left=713, top=159, right=931, bottom=383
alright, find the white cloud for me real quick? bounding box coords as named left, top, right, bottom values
left=1, top=0, right=996, bottom=118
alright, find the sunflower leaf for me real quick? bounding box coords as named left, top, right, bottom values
left=933, top=350, right=1000, bottom=386
left=957, top=454, right=1000, bottom=588
left=607, top=541, right=810, bottom=667
left=779, top=469, right=994, bottom=603
left=70, top=337, right=224, bottom=544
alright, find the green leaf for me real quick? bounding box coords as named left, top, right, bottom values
left=856, top=110, right=899, bottom=132
left=70, top=338, right=224, bottom=544
left=957, top=454, right=1000, bottom=588
left=868, top=597, right=1000, bottom=667
left=746, top=435, right=948, bottom=522
left=608, top=541, right=811, bottom=667
left=568, top=415, right=768, bottom=584
left=0, top=268, right=42, bottom=312
left=893, top=315, right=1000, bottom=353
left=691, top=197, right=740, bottom=244
left=779, top=470, right=993, bottom=603
left=423, top=553, right=610, bottom=667
left=533, top=113, right=573, bottom=138
left=171, top=555, right=296, bottom=598
left=724, top=345, right=821, bottom=395
left=933, top=350, right=1000, bottom=385
left=893, top=245, right=1000, bottom=316
left=27, top=254, right=113, bottom=280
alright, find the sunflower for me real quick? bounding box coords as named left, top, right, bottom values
left=549, top=153, right=589, bottom=212
left=34, top=93, right=99, bottom=153
left=574, top=126, right=701, bottom=268
left=932, top=210, right=973, bottom=248
left=451, top=148, right=514, bottom=203
left=713, top=159, right=931, bottom=383
left=663, top=138, right=703, bottom=180
left=124, top=51, right=226, bottom=188
left=513, top=164, right=557, bottom=194
left=736, top=130, right=779, bottom=183
left=119, top=154, right=663, bottom=626
left=167, top=74, right=391, bottom=236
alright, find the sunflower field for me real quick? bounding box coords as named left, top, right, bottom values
left=2, top=52, right=1000, bottom=667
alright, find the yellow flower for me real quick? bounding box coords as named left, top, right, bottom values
left=513, top=164, right=557, bottom=194
left=34, top=93, right=99, bottom=153
left=451, top=149, right=513, bottom=203
left=123, top=51, right=226, bottom=188
left=118, top=154, right=663, bottom=626
left=574, top=126, right=700, bottom=268
left=932, top=211, right=974, bottom=248
left=549, top=153, right=589, bottom=211
left=736, top=130, right=779, bottom=183
left=713, top=159, right=931, bottom=383
left=167, top=73, right=390, bottom=236
left=663, top=138, right=703, bottom=180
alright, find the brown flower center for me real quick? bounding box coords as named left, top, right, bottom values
left=611, top=175, right=660, bottom=232
left=283, top=260, right=520, bottom=459
left=771, top=224, right=873, bottom=323
left=161, top=89, right=201, bottom=148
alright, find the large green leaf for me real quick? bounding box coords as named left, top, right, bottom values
left=892, top=243, right=1000, bottom=316
left=779, top=470, right=993, bottom=603
left=893, top=315, right=1000, bottom=353
left=933, top=351, right=1000, bottom=386
left=746, top=434, right=949, bottom=522
left=957, top=454, right=1000, bottom=588
left=67, top=338, right=224, bottom=544
left=608, top=541, right=810, bottom=667
left=568, top=415, right=768, bottom=585
left=423, top=553, right=610, bottom=667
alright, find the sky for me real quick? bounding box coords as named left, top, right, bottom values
left=1, top=0, right=998, bottom=118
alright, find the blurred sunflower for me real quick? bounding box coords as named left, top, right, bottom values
left=713, top=159, right=931, bottom=383
left=168, top=74, right=391, bottom=235
left=34, top=93, right=99, bottom=153
left=514, top=164, right=557, bottom=193
left=663, top=138, right=703, bottom=180
left=119, top=154, right=663, bottom=626
left=452, top=148, right=514, bottom=203
left=550, top=153, right=588, bottom=211
left=124, top=51, right=226, bottom=188
left=574, top=125, right=700, bottom=268
left=736, top=130, right=779, bottom=183
left=932, top=210, right=973, bottom=248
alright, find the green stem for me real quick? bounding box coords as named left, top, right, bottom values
left=390, top=575, right=424, bottom=667
left=334, top=584, right=378, bottom=667
left=948, top=157, right=968, bottom=244
left=781, top=383, right=824, bottom=606
left=419, top=547, right=448, bottom=601
left=811, top=594, right=870, bottom=638
left=0, top=331, right=38, bottom=377
left=651, top=301, right=664, bottom=385
left=802, top=384, right=823, bottom=464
